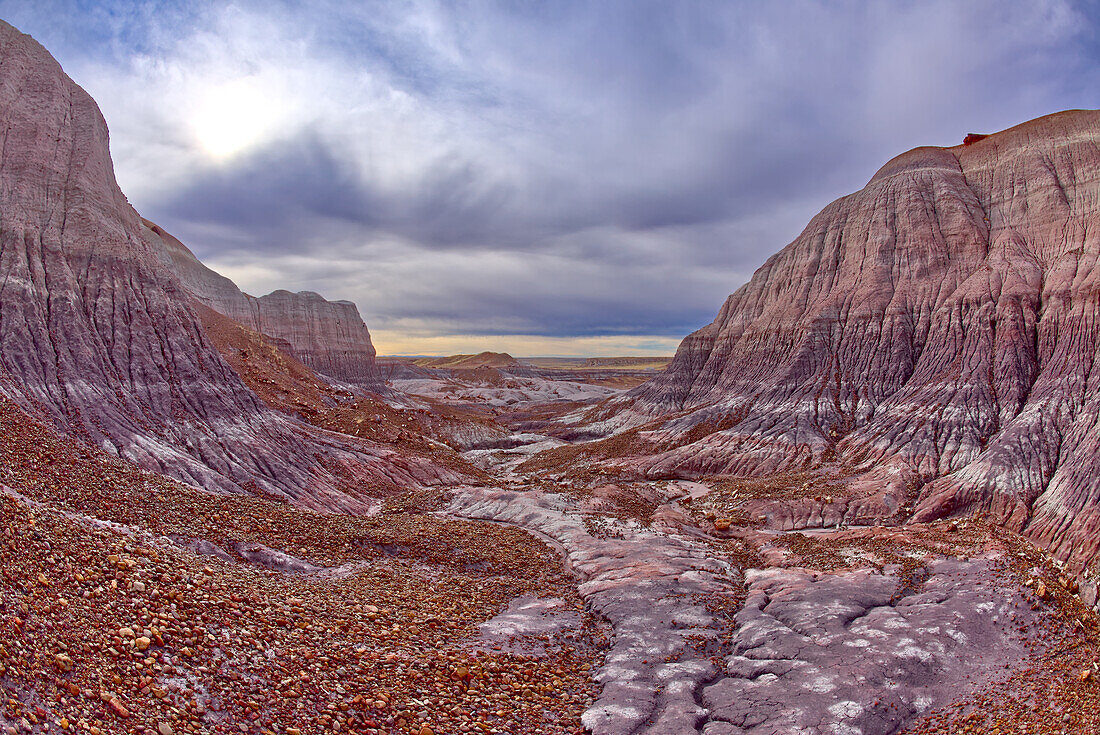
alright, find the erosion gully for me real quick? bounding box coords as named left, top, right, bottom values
left=444, top=427, right=1072, bottom=735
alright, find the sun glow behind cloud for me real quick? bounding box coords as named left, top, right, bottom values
left=191, top=78, right=282, bottom=159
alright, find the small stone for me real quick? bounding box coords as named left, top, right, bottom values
left=1081, top=668, right=1093, bottom=682
left=37, top=573, right=49, bottom=587
left=107, top=697, right=130, bottom=718
left=131, top=581, right=146, bottom=593
left=157, top=723, right=174, bottom=735
left=119, top=627, right=135, bottom=638
left=135, top=636, right=152, bottom=651
left=54, top=653, right=73, bottom=672
left=713, top=518, right=732, bottom=531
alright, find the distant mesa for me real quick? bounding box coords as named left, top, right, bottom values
left=580, top=356, right=672, bottom=370
left=410, top=352, right=521, bottom=369
left=521, top=356, right=673, bottom=371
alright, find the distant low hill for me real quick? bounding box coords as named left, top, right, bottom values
left=522, top=356, right=672, bottom=370
left=380, top=354, right=673, bottom=371
left=409, top=352, right=521, bottom=369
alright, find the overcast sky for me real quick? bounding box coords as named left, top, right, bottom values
left=2, top=1, right=1097, bottom=355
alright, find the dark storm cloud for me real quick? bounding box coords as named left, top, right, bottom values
left=2, top=0, right=1098, bottom=352
left=161, top=133, right=372, bottom=232
left=159, top=131, right=526, bottom=253
left=155, top=119, right=842, bottom=260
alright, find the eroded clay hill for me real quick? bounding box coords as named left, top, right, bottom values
left=0, top=20, right=467, bottom=508
left=600, top=110, right=1100, bottom=574
left=144, top=219, right=382, bottom=386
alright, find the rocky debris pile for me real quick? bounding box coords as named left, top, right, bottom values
left=0, top=406, right=601, bottom=735
left=515, top=424, right=670, bottom=483
left=657, top=469, right=917, bottom=539
left=0, top=398, right=492, bottom=574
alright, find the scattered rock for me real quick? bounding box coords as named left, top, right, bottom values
left=107, top=697, right=130, bottom=718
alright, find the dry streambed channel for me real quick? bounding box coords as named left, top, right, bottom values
left=446, top=474, right=1082, bottom=735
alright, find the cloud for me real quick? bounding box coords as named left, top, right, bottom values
left=204, top=226, right=736, bottom=339
left=1, top=0, right=1097, bottom=354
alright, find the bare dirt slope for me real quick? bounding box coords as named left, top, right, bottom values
left=0, top=396, right=599, bottom=735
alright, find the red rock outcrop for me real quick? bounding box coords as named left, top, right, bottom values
left=143, top=219, right=381, bottom=386
left=0, top=20, right=464, bottom=508
left=611, top=110, right=1100, bottom=574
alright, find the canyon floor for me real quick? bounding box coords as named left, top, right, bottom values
left=4, top=363, right=1100, bottom=735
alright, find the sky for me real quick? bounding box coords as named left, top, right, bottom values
left=1, top=1, right=1098, bottom=356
